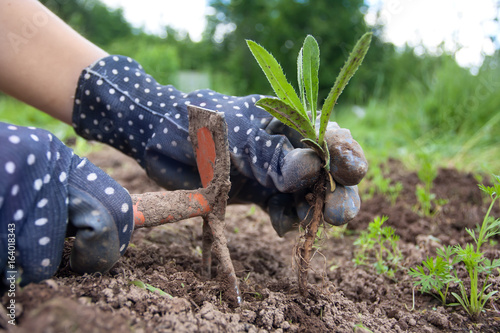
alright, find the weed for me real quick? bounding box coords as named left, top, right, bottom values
left=247, top=32, right=372, bottom=185
left=354, top=316, right=374, bottom=333
left=247, top=32, right=372, bottom=296
left=129, top=280, right=173, bottom=298
left=252, top=292, right=264, bottom=300
left=409, top=175, right=500, bottom=317
left=245, top=205, right=257, bottom=217
left=353, top=216, right=402, bottom=278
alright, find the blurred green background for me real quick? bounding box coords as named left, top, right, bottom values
left=1, top=0, right=499, bottom=174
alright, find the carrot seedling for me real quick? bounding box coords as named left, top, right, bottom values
left=408, top=246, right=460, bottom=305
left=410, top=175, right=500, bottom=317
left=247, top=32, right=372, bottom=296
left=363, top=164, right=403, bottom=205
left=414, top=151, right=447, bottom=216
left=353, top=216, right=402, bottom=278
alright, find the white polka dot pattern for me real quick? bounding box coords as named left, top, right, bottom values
left=0, top=121, right=133, bottom=286
left=72, top=55, right=299, bottom=200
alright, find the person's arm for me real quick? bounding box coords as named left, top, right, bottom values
left=0, top=0, right=107, bottom=124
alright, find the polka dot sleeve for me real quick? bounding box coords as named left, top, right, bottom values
left=72, top=55, right=306, bottom=195
left=0, top=122, right=133, bottom=287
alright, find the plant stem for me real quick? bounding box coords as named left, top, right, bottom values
left=476, top=196, right=497, bottom=251
left=298, top=171, right=326, bottom=296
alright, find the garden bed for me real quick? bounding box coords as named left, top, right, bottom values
left=2, top=146, right=499, bottom=332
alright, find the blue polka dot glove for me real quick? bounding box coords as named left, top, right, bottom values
left=0, top=122, right=133, bottom=287
left=72, top=55, right=365, bottom=236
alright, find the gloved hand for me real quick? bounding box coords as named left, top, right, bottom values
left=0, top=122, right=133, bottom=287
left=72, top=55, right=367, bottom=236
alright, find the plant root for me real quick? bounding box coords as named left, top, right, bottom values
left=296, top=171, right=327, bottom=297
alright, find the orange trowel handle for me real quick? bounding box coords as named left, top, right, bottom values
left=131, top=190, right=211, bottom=228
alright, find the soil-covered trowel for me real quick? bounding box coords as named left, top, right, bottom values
left=130, top=105, right=241, bottom=305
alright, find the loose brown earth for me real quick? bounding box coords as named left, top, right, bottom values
left=2, top=146, right=500, bottom=332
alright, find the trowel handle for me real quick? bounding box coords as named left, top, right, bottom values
left=131, top=189, right=211, bottom=228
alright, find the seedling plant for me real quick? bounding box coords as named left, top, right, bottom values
left=414, top=151, right=448, bottom=216
left=130, top=280, right=173, bottom=298
left=363, top=164, right=403, bottom=205
left=353, top=215, right=403, bottom=278
left=247, top=32, right=372, bottom=295
left=409, top=175, right=500, bottom=317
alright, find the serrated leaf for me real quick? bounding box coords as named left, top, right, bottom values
left=319, top=32, right=372, bottom=145
left=246, top=40, right=305, bottom=115
left=302, top=35, right=320, bottom=123
left=256, top=98, right=316, bottom=140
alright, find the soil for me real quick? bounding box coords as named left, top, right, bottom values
left=2, top=147, right=500, bottom=333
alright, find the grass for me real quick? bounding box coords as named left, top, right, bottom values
left=332, top=53, right=500, bottom=175
left=0, top=95, right=99, bottom=156
left=334, top=98, right=500, bottom=175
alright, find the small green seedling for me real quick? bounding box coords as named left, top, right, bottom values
left=408, top=246, right=460, bottom=305
left=247, top=32, right=372, bottom=296
left=414, top=151, right=447, bottom=216
left=353, top=216, right=402, bottom=278
left=410, top=175, right=500, bottom=317
left=130, top=280, right=173, bottom=298
left=452, top=175, right=500, bottom=317
left=363, top=164, right=403, bottom=205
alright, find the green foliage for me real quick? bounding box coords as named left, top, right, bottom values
left=360, top=164, right=403, bottom=205
left=299, top=35, right=320, bottom=121
left=247, top=40, right=305, bottom=114
left=130, top=280, right=173, bottom=298
left=409, top=175, right=500, bottom=317
left=206, top=0, right=388, bottom=101
left=336, top=50, right=500, bottom=174
left=319, top=32, right=372, bottom=146
left=414, top=150, right=448, bottom=217
left=27, top=0, right=500, bottom=176
left=41, top=0, right=134, bottom=47
left=107, top=34, right=180, bottom=86
left=0, top=95, right=95, bottom=156
left=409, top=246, right=460, bottom=305
left=247, top=33, right=371, bottom=173
left=353, top=216, right=402, bottom=278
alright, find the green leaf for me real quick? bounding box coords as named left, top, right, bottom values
left=319, top=32, right=373, bottom=145
left=297, top=48, right=305, bottom=108
left=301, top=137, right=324, bottom=156
left=256, top=98, right=316, bottom=139
left=246, top=40, right=305, bottom=115
left=130, top=280, right=173, bottom=298
left=301, top=35, right=320, bottom=123
left=323, top=139, right=331, bottom=172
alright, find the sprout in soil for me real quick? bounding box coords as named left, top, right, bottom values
left=247, top=32, right=372, bottom=295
